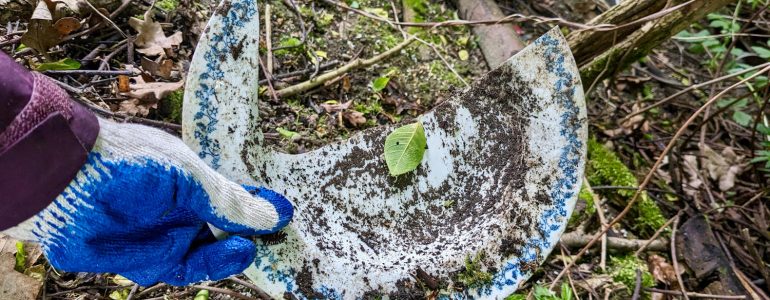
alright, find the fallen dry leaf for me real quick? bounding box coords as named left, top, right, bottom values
left=700, top=144, right=744, bottom=191
left=125, top=75, right=183, bottom=102
left=343, top=111, right=366, bottom=127
left=647, top=254, right=679, bottom=287
left=129, top=10, right=183, bottom=57
left=127, top=80, right=183, bottom=101
left=682, top=154, right=703, bottom=196
left=53, top=17, right=81, bottom=35
left=118, top=98, right=154, bottom=116
left=141, top=57, right=174, bottom=79
left=21, top=1, right=62, bottom=56
left=320, top=100, right=352, bottom=113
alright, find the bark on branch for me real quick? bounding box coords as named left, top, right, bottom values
left=571, top=0, right=734, bottom=85
left=560, top=231, right=668, bottom=252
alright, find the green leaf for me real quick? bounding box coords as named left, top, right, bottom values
left=732, top=110, right=752, bottom=127
left=384, top=121, right=427, bottom=176
left=109, top=289, right=130, bottom=300
left=458, top=50, right=469, bottom=61
left=504, top=294, right=527, bottom=300
left=35, top=58, right=81, bottom=71
left=194, top=290, right=210, bottom=300
left=751, top=46, right=770, bottom=59
left=370, top=76, right=390, bottom=92
left=277, top=127, right=301, bottom=140
left=14, top=242, right=26, bottom=272
left=533, top=285, right=557, bottom=300
left=561, top=282, right=573, bottom=300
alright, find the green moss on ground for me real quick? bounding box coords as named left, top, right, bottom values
left=586, top=138, right=666, bottom=237
left=161, top=90, right=184, bottom=123
left=609, top=255, right=654, bottom=298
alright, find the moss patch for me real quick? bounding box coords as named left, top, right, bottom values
left=609, top=255, right=654, bottom=298
left=586, top=138, right=666, bottom=237
left=455, top=251, right=494, bottom=289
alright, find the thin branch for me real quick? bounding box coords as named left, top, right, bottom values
left=631, top=269, right=642, bottom=300
left=644, top=288, right=747, bottom=299
left=320, top=0, right=694, bottom=33
left=670, top=215, right=689, bottom=300
left=560, top=231, right=668, bottom=252
left=622, top=62, right=770, bottom=123
left=275, top=35, right=417, bottom=98
left=229, top=276, right=273, bottom=300
left=44, top=70, right=137, bottom=76
left=634, top=211, right=680, bottom=257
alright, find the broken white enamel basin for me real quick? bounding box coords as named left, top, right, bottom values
left=182, top=1, right=586, bottom=298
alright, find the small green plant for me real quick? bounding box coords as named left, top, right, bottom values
left=14, top=242, right=26, bottom=272
left=750, top=124, right=770, bottom=173
left=156, top=0, right=179, bottom=11
left=456, top=251, right=494, bottom=289
left=505, top=283, right=573, bottom=300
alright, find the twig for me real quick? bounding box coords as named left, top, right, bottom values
left=44, top=70, right=136, bottom=76
left=560, top=246, right=581, bottom=300
left=191, top=285, right=259, bottom=300
left=634, top=211, right=680, bottom=257
left=592, top=182, right=609, bottom=272
left=320, top=0, right=694, bottom=33
left=83, top=0, right=128, bottom=38
left=257, top=55, right=279, bottom=102
left=125, top=284, right=140, bottom=300
left=265, top=3, right=274, bottom=76
left=413, top=36, right=469, bottom=88
left=0, top=36, right=21, bottom=47
left=133, top=283, right=166, bottom=299
left=560, top=231, right=668, bottom=252
left=741, top=228, right=770, bottom=292
left=98, top=41, right=129, bottom=71
left=275, top=35, right=417, bottom=98
left=109, top=0, right=134, bottom=19
left=550, top=64, right=770, bottom=290
left=631, top=269, right=642, bottom=300
left=390, top=0, right=406, bottom=39
left=644, top=288, right=747, bottom=299
left=670, top=215, right=689, bottom=300
left=258, top=60, right=340, bottom=85
left=622, top=62, right=770, bottom=122
left=229, top=276, right=273, bottom=300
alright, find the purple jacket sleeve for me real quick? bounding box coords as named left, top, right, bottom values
left=0, top=52, right=100, bottom=230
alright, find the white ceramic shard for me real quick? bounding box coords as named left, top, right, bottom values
left=183, top=1, right=586, bottom=298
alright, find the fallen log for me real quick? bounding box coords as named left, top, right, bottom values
left=454, top=0, right=525, bottom=68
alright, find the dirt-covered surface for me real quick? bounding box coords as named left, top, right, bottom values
left=1, top=0, right=770, bottom=299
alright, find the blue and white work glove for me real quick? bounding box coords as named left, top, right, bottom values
left=3, top=119, right=294, bottom=286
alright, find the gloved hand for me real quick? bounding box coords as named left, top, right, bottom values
left=3, top=118, right=293, bottom=286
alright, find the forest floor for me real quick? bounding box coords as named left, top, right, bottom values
left=1, top=0, right=769, bottom=299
